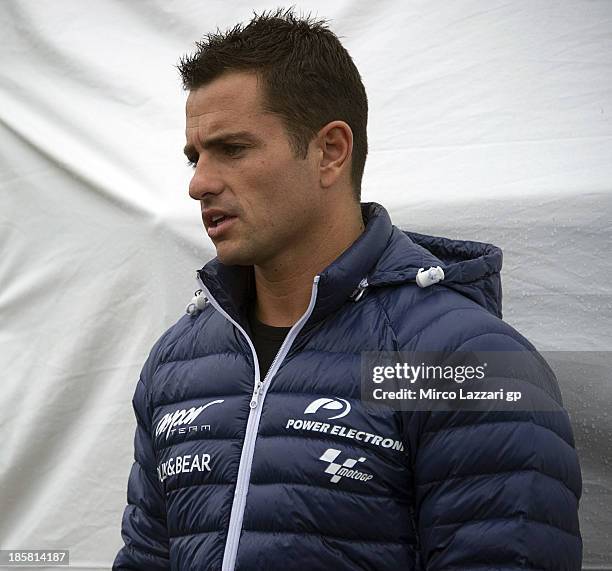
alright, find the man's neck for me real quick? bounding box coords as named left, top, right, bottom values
left=252, top=206, right=365, bottom=327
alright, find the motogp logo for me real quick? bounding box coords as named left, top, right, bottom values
left=304, top=397, right=351, bottom=420
left=319, top=448, right=374, bottom=484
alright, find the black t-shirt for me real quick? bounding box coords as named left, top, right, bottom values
left=246, top=302, right=291, bottom=380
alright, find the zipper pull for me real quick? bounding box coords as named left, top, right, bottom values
left=350, top=277, right=369, bottom=302
left=250, top=380, right=264, bottom=409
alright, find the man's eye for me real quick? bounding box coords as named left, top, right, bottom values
left=223, top=144, right=245, bottom=157
left=185, top=145, right=245, bottom=168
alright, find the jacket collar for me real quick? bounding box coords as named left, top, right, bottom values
left=196, top=202, right=394, bottom=329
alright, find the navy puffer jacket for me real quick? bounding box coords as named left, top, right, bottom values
left=113, top=202, right=582, bottom=570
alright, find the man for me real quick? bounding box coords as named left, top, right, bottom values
left=113, top=7, right=582, bottom=570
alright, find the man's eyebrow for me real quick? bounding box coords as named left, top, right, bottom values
left=183, top=131, right=261, bottom=158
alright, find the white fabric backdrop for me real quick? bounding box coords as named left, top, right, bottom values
left=1, top=1, right=610, bottom=568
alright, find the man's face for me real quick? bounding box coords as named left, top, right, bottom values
left=185, top=71, right=324, bottom=267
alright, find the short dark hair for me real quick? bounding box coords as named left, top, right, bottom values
left=176, top=6, right=368, bottom=202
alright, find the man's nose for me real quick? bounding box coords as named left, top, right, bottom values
left=188, top=155, right=224, bottom=200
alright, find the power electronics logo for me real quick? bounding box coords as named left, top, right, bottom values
left=155, top=400, right=224, bottom=440
left=319, top=448, right=374, bottom=484
left=284, top=397, right=405, bottom=453
left=304, top=397, right=351, bottom=419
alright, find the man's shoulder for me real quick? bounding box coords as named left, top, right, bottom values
left=139, top=311, right=202, bottom=384
left=375, top=283, right=569, bottom=414
left=373, top=281, right=536, bottom=353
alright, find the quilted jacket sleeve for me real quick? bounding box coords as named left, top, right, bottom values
left=113, top=338, right=170, bottom=570
left=411, top=333, right=582, bottom=570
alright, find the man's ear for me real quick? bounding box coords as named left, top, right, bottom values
left=316, top=121, right=353, bottom=189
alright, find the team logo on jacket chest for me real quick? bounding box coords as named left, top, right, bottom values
left=284, top=397, right=405, bottom=452
left=155, top=399, right=224, bottom=440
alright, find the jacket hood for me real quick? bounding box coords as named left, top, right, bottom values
left=365, top=203, right=503, bottom=318
left=195, top=202, right=504, bottom=327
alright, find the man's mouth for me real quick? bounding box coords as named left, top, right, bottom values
left=211, top=214, right=227, bottom=227
left=207, top=215, right=237, bottom=238
left=210, top=214, right=238, bottom=227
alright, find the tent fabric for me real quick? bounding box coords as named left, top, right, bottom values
left=1, top=1, right=610, bottom=569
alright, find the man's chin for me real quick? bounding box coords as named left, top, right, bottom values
left=215, top=246, right=254, bottom=267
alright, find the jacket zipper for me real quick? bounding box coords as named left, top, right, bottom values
left=196, top=272, right=321, bottom=571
